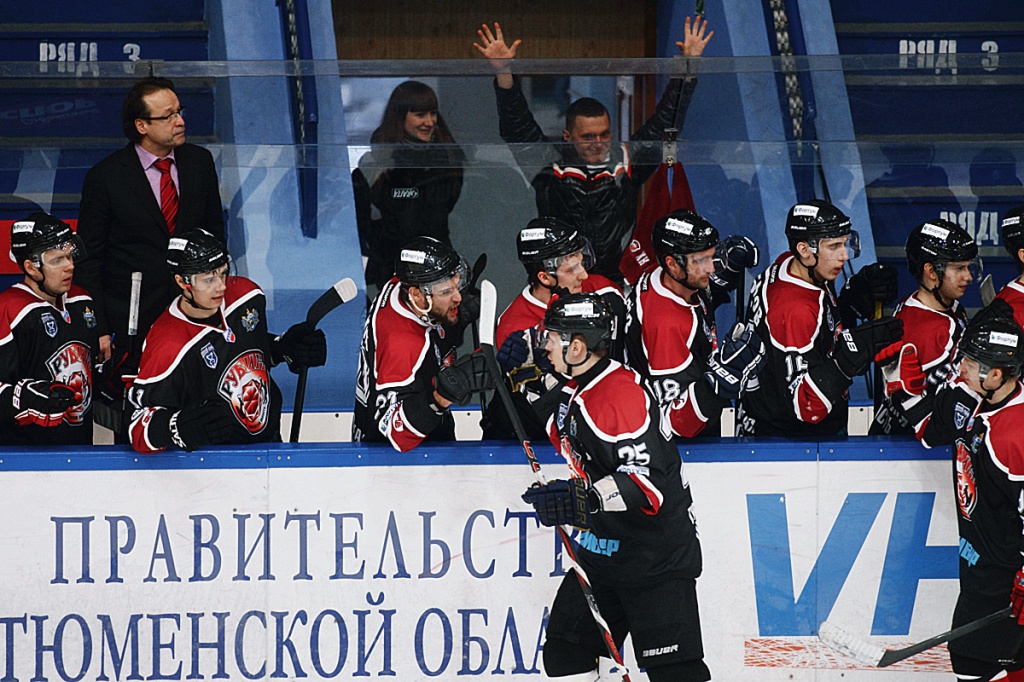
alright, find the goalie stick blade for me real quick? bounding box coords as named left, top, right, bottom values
left=479, top=279, right=497, bottom=347
left=306, top=278, right=358, bottom=327
left=817, top=621, right=885, bottom=667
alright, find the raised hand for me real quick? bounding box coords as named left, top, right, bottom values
left=473, top=22, right=521, bottom=72
left=676, top=16, right=714, bottom=58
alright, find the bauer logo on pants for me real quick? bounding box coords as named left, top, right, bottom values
left=218, top=351, right=270, bottom=434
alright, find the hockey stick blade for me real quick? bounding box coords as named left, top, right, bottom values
left=980, top=274, right=996, bottom=307
left=479, top=279, right=497, bottom=348
left=819, top=606, right=1012, bottom=667
left=290, top=277, right=358, bottom=444
left=305, top=278, right=358, bottom=328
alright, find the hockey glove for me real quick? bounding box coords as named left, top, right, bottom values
left=169, top=399, right=238, bottom=452
left=832, top=317, right=904, bottom=379
left=838, top=262, right=899, bottom=326
left=11, top=380, right=78, bottom=427
left=496, top=330, right=530, bottom=373
left=435, top=351, right=494, bottom=407
left=273, top=322, right=327, bottom=373
left=521, top=479, right=591, bottom=529
left=704, top=323, right=766, bottom=401
left=710, top=235, right=760, bottom=293
left=457, top=289, right=481, bottom=327
left=1012, top=569, right=1024, bottom=625
left=97, top=347, right=141, bottom=404
left=879, top=343, right=927, bottom=396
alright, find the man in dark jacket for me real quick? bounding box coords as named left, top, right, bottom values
left=77, top=76, right=224, bottom=364
left=474, top=17, right=712, bottom=280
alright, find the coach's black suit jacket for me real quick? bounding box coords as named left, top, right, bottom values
left=76, top=142, right=224, bottom=345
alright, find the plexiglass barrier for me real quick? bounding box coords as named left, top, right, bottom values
left=1, top=55, right=1022, bottom=411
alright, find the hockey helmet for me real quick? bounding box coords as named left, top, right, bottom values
left=166, top=229, right=230, bottom=278
left=784, top=200, right=851, bottom=245
left=905, top=219, right=980, bottom=283
left=9, top=212, right=83, bottom=269
left=1002, top=205, right=1024, bottom=269
left=395, top=236, right=469, bottom=294
left=651, top=209, right=719, bottom=267
left=960, top=300, right=1024, bottom=377
left=543, top=292, right=613, bottom=353
left=516, top=217, right=594, bottom=275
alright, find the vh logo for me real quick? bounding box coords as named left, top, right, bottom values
left=747, top=492, right=957, bottom=636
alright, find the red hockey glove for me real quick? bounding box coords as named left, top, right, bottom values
left=880, top=343, right=927, bottom=396
left=12, top=380, right=78, bottom=427
left=1011, top=569, right=1024, bottom=625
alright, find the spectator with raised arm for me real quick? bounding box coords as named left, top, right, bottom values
left=474, top=18, right=712, bottom=281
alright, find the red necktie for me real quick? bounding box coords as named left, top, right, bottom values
left=153, top=158, right=179, bottom=235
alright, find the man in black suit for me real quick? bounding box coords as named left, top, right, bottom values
left=77, top=77, right=224, bottom=364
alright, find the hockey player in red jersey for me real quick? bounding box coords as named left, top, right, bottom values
left=624, top=208, right=764, bottom=438
left=739, top=199, right=903, bottom=436
left=353, top=236, right=491, bottom=451
left=997, top=205, right=1024, bottom=331
left=917, top=301, right=1024, bottom=680
left=484, top=217, right=625, bottom=439
left=1, top=213, right=95, bottom=446
left=520, top=292, right=711, bottom=682
left=128, top=230, right=326, bottom=453
left=871, top=219, right=980, bottom=435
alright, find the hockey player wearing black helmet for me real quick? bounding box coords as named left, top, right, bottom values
left=522, top=291, right=712, bottom=682
left=1, top=212, right=96, bottom=445
left=995, top=205, right=1024, bottom=332
left=624, top=208, right=765, bottom=438
left=483, top=217, right=625, bottom=440
left=128, top=230, right=326, bottom=453
left=871, top=219, right=978, bottom=435
left=917, top=301, right=1024, bottom=681
left=739, top=200, right=903, bottom=436
left=354, top=236, right=492, bottom=450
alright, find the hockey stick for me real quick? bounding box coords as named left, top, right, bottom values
left=980, top=273, right=996, bottom=307
left=289, top=278, right=358, bottom=443
left=478, top=279, right=632, bottom=682
left=819, top=606, right=1012, bottom=667
left=468, top=253, right=489, bottom=413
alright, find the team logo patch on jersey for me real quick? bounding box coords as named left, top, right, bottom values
left=222, top=326, right=236, bottom=343
left=60, top=309, right=70, bottom=324
left=40, top=312, right=58, bottom=338
left=954, top=402, right=971, bottom=430
left=46, top=341, right=91, bottom=424
left=218, top=350, right=270, bottom=435
left=201, top=342, right=218, bottom=369
left=241, top=308, right=259, bottom=332
left=83, top=307, right=97, bottom=329
left=955, top=440, right=977, bottom=518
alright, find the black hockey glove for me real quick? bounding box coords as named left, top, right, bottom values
left=496, top=330, right=530, bottom=373
left=11, top=379, right=78, bottom=427
left=169, top=399, right=238, bottom=452
left=832, top=317, right=904, bottom=379
left=97, top=347, right=141, bottom=404
left=838, top=262, right=899, bottom=326
left=435, top=351, right=494, bottom=407
left=272, top=322, right=327, bottom=374
left=521, top=479, right=591, bottom=529
left=704, top=323, right=766, bottom=401
left=709, top=235, right=761, bottom=293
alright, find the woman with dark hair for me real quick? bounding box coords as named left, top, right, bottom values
left=352, top=80, right=466, bottom=295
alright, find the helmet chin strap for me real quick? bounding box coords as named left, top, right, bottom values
left=926, top=264, right=954, bottom=310
left=795, top=246, right=828, bottom=286
left=977, top=363, right=1010, bottom=402
left=181, top=281, right=219, bottom=312
left=556, top=335, right=592, bottom=376
left=406, top=288, right=440, bottom=326
left=665, top=255, right=704, bottom=292
left=27, top=265, right=63, bottom=301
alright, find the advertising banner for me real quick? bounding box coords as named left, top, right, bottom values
left=0, top=439, right=959, bottom=680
